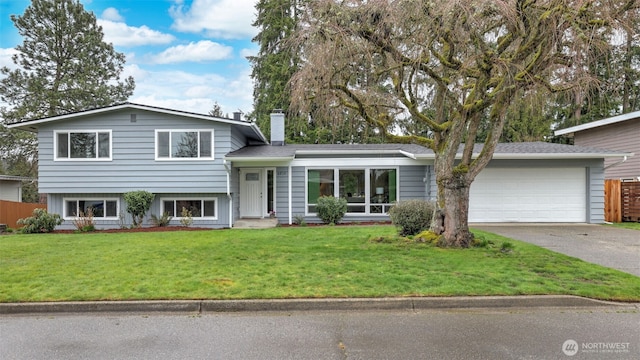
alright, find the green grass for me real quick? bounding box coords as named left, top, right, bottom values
left=608, top=222, right=640, bottom=230
left=1, top=226, right=639, bottom=302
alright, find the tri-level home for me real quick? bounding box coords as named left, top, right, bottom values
left=8, top=103, right=631, bottom=229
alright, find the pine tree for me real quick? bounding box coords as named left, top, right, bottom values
left=0, top=0, right=135, bottom=201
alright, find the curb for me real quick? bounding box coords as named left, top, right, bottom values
left=1, top=296, right=638, bottom=315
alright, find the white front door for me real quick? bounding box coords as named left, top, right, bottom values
left=240, top=169, right=263, bottom=218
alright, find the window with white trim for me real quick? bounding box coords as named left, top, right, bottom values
left=307, top=168, right=397, bottom=214
left=161, top=198, right=218, bottom=219
left=55, top=130, right=111, bottom=160
left=156, top=130, right=214, bottom=159
left=64, top=199, right=119, bottom=219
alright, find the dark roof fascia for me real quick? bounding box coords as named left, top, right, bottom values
left=6, top=102, right=268, bottom=143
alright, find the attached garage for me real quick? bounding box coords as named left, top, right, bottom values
left=469, top=167, right=587, bottom=222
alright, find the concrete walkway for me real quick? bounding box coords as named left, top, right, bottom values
left=473, top=224, right=640, bottom=277
left=233, top=218, right=279, bottom=229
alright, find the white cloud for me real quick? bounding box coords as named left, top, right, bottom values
left=98, top=19, right=175, bottom=47
left=0, top=48, right=19, bottom=70
left=127, top=66, right=254, bottom=115
left=152, top=41, right=233, bottom=64
left=240, top=47, right=257, bottom=58
left=101, top=7, right=124, bottom=22
left=169, top=0, right=258, bottom=39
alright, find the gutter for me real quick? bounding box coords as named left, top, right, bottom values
left=223, top=160, right=233, bottom=228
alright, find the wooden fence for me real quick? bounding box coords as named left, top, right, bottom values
left=622, top=181, right=640, bottom=222
left=0, top=200, right=46, bottom=229
left=605, top=180, right=640, bottom=223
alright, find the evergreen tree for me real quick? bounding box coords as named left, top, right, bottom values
left=0, top=0, right=135, bottom=201
left=249, top=0, right=306, bottom=143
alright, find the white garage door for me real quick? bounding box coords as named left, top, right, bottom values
left=469, top=167, right=586, bottom=222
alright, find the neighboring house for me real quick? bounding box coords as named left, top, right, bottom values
left=8, top=103, right=630, bottom=229
left=0, top=175, right=32, bottom=202
left=555, top=111, right=639, bottom=180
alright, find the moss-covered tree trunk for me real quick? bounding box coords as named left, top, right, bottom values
left=439, top=177, right=473, bottom=248
left=431, top=153, right=475, bottom=247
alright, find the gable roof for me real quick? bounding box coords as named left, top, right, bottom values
left=226, top=141, right=631, bottom=161
left=6, top=102, right=268, bottom=143
left=554, top=110, right=640, bottom=136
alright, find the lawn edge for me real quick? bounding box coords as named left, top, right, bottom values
left=1, top=295, right=638, bottom=315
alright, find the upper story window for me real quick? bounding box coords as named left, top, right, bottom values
left=55, top=130, right=111, bottom=161
left=156, top=130, right=214, bottom=160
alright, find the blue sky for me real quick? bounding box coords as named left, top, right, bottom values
left=0, top=0, right=260, bottom=117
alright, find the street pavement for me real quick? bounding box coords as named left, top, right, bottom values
left=473, top=224, right=640, bottom=277
left=1, top=307, right=638, bottom=359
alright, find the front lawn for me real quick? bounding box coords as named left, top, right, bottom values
left=1, top=226, right=639, bottom=302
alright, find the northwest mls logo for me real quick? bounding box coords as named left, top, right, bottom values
left=562, top=340, right=579, bottom=356
left=562, top=339, right=631, bottom=356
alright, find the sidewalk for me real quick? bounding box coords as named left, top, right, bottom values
left=2, top=296, right=638, bottom=315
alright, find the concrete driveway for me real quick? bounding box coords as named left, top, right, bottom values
left=472, top=224, right=640, bottom=277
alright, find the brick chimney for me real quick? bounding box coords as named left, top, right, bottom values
left=270, top=109, right=285, bottom=146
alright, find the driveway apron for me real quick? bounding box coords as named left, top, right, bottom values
left=472, top=224, right=640, bottom=277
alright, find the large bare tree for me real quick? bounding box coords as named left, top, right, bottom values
left=290, top=0, right=638, bottom=247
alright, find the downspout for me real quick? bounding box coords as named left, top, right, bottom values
left=604, top=155, right=628, bottom=170
left=288, top=164, right=293, bottom=225
left=224, top=160, right=233, bottom=228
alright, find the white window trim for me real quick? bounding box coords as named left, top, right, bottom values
left=305, top=167, right=399, bottom=216
left=160, top=197, right=219, bottom=220
left=63, top=197, right=120, bottom=220
left=54, top=130, right=113, bottom=161
left=154, top=129, right=215, bottom=161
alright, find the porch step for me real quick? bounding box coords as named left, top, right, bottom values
left=233, top=218, right=279, bottom=229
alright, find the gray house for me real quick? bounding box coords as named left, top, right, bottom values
left=8, top=103, right=630, bottom=229
left=555, top=111, right=639, bottom=180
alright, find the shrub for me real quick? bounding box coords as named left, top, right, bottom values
left=316, top=196, right=348, bottom=225
left=18, top=208, right=63, bottom=234
left=150, top=212, right=173, bottom=227
left=123, top=190, right=155, bottom=228
left=180, top=207, right=193, bottom=227
left=293, top=214, right=307, bottom=226
left=72, top=208, right=95, bottom=232
left=388, top=200, right=436, bottom=236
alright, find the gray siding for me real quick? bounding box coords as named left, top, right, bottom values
left=399, top=165, right=430, bottom=201
left=587, top=164, right=605, bottom=223
left=275, top=166, right=292, bottom=220
left=38, top=109, right=241, bottom=194
left=574, top=118, right=640, bottom=179
left=230, top=127, right=247, bottom=152
left=49, top=192, right=230, bottom=230
left=290, top=166, right=307, bottom=219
